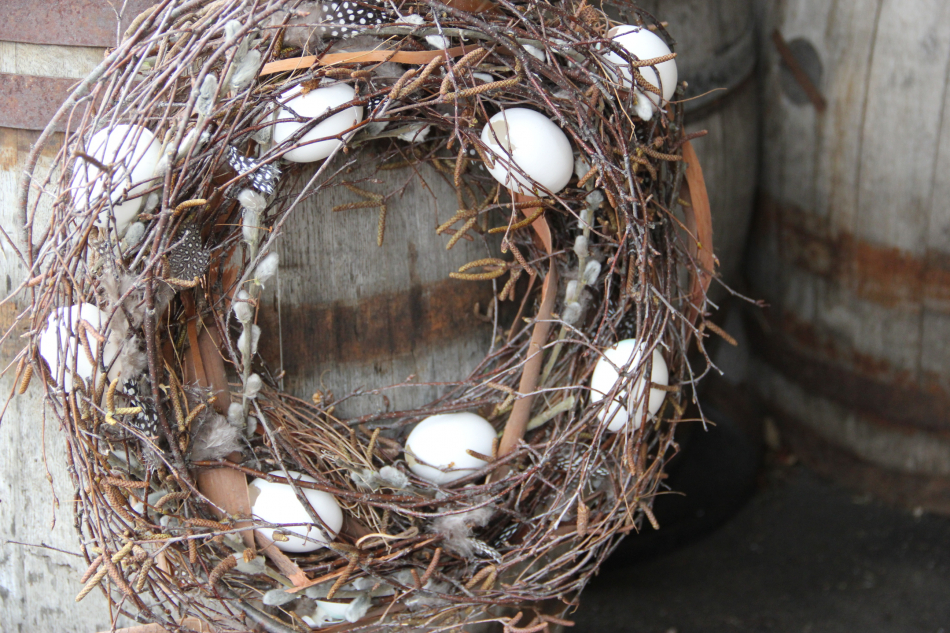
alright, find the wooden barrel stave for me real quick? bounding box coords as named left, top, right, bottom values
left=258, top=155, right=498, bottom=418
left=750, top=0, right=950, bottom=510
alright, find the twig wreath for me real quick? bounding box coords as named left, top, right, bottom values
left=7, top=0, right=717, bottom=630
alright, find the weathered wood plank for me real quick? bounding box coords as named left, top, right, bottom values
left=751, top=0, right=950, bottom=495
left=0, top=29, right=120, bottom=631
left=857, top=0, right=950, bottom=255
left=258, top=154, right=499, bottom=418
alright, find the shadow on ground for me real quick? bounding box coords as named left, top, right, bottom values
left=574, top=464, right=950, bottom=633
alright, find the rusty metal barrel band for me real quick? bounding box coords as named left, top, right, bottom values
left=0, top=0, right=156, bottom=48
left=682, top=26, right=756, bottom=116
left=746, top=306, right=950, bottom=434
left=772, top=408, right=950, bottom=515
left=756, top=194, right=950, bottom=309
left=0, top=73, right=81, bottom=131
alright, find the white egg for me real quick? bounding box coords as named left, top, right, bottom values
left=589, top=339, right=669, bottom=432
left=248, top=471, right=343, bottom=553
left=480, top=108, right=574, bottom=195
left=603, top=24, right=678, bottom=117
left=39, top=303, right=121, bottom=393
left=70, top=124, right=161, bottom=235
left=405, top=412, right=496, bottom=485
left=273, top=83, right=363, bottom=163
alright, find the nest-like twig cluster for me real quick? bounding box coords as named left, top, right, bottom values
left=5, top=0, right=716, bottom=630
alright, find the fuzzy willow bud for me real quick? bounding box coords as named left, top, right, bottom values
left=565, top=280, right=579, bottom=301
left=238, top=188, right=266, bottom=213
left=233, top=290, right=253, bottom=323
left=227, top=402, right=245, bottom=429
left=238, top=323, right=261, bottom=356
left=573, top=235, right=589, bottom=259
left=583, top=260, right=602, bottom=286
left=563, top=302, right=582, bottom=325
left=145, top=192, right=160, bottom=213
left=244, top=373, right=262, bottom=399
left=122, top=222, right=146, bottom=249
left=225, top=20, right=242, bottom=44
left=254, top=252, right=279, bottom=285
left=231, top=49, right=261, bottom=91
left=242, top=207, right=259, bottom=248
left=195, top=74, right=218, bottom=117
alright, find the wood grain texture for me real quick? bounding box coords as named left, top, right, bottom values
left=750, top=0, right=950, bottom=482
left=0, top=32, right=124, bottom=632
left=257, top=152, right=499, bottom=417
left=0, top=42, right=103, bottom=78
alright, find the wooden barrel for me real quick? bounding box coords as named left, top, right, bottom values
left=622, top=0, right=759, bottom=300
left=749, top=1, right=950, bottom=513
left=635, top=0, right=758, bottom=298
left=257, top=156, right=500, bottom=419
left=0, top=2, right=152, bottom=630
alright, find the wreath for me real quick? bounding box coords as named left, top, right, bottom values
left=8, top=0, right=716, bottom=630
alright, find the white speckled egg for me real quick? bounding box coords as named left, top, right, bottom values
left=589, top=339, right=669, bottom=432
left=603, top=25, right=677, bottom=118
left=405, top=412, right=496, bottom=485
left=480, top=108, right=574, bottom=196
left=70, top=124, right=161, bottom=235
left=39, top=303, right=121, bottom=393
left=248, top=471, right=343, bottom=553
left=273, top=83, right=363, bottom=163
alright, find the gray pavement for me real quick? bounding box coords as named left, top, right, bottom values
left=574, top=465, right=950, bottom=633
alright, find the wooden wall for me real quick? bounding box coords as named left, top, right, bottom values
left=0, top=41, right=126, bottom=633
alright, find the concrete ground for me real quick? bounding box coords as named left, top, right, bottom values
left=574, top=461, right=950, bottom=633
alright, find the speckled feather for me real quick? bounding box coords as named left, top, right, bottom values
left=227, top=146, right=281, bottom=196
left=123, top=378, right=160, bottom=437
left=167, top=228, right=210, bottom=282
left=319, top=0, right=389, bottom=38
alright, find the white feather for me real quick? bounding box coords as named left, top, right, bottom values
left=429, top=502, right=493, bottom=558
left=189, top=413, right=243, bottom=461
left=196, top=74, right=218, bottom=117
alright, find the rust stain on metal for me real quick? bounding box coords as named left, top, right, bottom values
left=0, top=0, right=156, bottom=48
left=258, top=278, right=494, bottom=372
left=747, top=306, right=950, bottom=434
left=0, top=73, right=82, bottom=131
left=758, top=195, right=950, bottom=309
